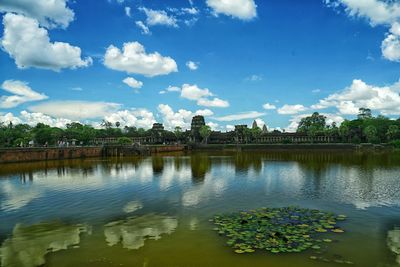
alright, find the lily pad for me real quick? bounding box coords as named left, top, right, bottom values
left=212, top=206, right=346, bottom=254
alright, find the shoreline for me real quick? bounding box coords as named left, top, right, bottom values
left=0, top=143, right=394, bottom=164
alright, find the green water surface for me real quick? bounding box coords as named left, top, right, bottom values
left=1, top=151, right=400, bottom=267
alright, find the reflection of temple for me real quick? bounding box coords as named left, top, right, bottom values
left=0, top=222, right=89, bottom=267
left=104, top=214, right=178, bottom=250
left=152, top=156, right=164, bottom=175
left=190, top=154, right=211, bottom=182
left=388, top=227, right=400, bottom=265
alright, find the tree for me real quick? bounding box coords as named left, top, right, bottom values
left=174, top=126, right=183, bottom=141
left=101, top=120, right=112, bottom=129
left=118, top=137, right=132, bottom=145
left=199, top=125, right=211, bottom=144
left=364, top=125, right=378, bottom=143
left=297, top=112, right=326, bottom=135
left=358, top=108, right=372, bottom=120
left=386, top=125, right=400, bottom=141
left=339, top=121, right=350, bottom=142
left=251, top=127, right=262, bottom=142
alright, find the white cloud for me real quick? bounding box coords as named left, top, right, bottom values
left=0, top=112, right=22, bottom=125
left=206, top=0, right=257, bottom=20
left=123, top=77, right=143, bottom=90
left=0, top=80, right=48, bottom=108
left=207, top=121, right=219, bottom=130
left=159, top=85, right=181, bottom=94
left=324, top=0, right=400, bottom=26
left=135, top=21, right=151, bottom=35
left=158, top=104, right=213, bottom=130
left=213, top=111, right=266, bottom=122
left=104, top=42, right=178, bottom=77
left=382, top=22, right=400, bottom=61
left=1, top=13, right=92, bottom=71
left=104, top=109, right=155, bottom=129
left=139, top=7, right=178, bottom=27
left=29, top=101, right=121, bottom=120
left=186, top=61, right=199, bottom=70
left=277, top=104, right=307, bottom=115
left=125, top=7, right=131, bottom=17
left=181, top=84, right=213, bottom=100
left=179, top=84, right=229, bottom=108
left=311, top=79, right=400, bottom=115
left=324, top=0, right=400, bottom=62
left=197, top=97, right=229, bottom=108
left=254, top=118, right=266, bottom=128
left=195, top=109, right=214, bottom=116
left=0, top=110, right=72, bottom=127
left=262, top=103, right=276, bottom=110
left=182, top=7, right=199, bottom=15
left=0, top=0, right=74, bottom=29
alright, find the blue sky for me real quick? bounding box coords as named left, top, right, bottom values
left=1, top=0, right=400, bottom=131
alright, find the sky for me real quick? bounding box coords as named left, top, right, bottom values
left=1, top=0, right=400, bottom=132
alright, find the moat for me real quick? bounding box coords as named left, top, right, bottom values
left=1, top=151, right=400, bottom=267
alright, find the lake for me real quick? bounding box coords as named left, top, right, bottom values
left=1, top=151, right=400, bottom=267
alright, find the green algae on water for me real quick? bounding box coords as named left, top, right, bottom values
left=212, top=206, right=346, bottom=254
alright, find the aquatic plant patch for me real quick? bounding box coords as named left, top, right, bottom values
left=212, top=206, right=346, bottom=254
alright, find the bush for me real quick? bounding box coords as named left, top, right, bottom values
left=117, top=137, right=132, bottom=145
left=390, top=140, right=400, bottom=149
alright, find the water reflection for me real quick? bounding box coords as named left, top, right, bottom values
left=1, top=151, right=400, bottom=212
left=104, top=214, right=178, bottom=250
left=388, top=227, right=400, bottom=265
left=0, top=222, right=89, bottom=267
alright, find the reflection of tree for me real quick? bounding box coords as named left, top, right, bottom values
left=233, top=152, right=262, bottom=174
left=152, top=156, right=164, bottom=175
left=0, top=221, right=89, bottom=267
left=190, top=154, right=210, bottom=183
left=388, top=227, right=400, bottom=265
left=104, top=213, right=177, bottom=250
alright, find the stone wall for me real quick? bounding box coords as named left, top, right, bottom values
left=0, top=147, right=103, bottom=164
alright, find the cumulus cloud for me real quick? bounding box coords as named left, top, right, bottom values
left=324, top=0, right=400, bottom=62
left=104, top=109, right=156, bottom=129
left=139, top=7, right=178, bottom=27
left=213, top=111, right=266, bottom=122
left=158, top=104, right=214, bottom=130
left=382, top=22, right=400, bottom=61
left=0, top=0, right=74, bottom=29
left=262, top=103, right=276, bottom=110
left=159, top=85, right=181, bottom=94
left=1, top=13, right=92, bottom=71
left=104, top=42, right=178, bottom=77
left=0, top=80, right=48, bottom=108
left=277, top=104, right=307, bottom=115
left=180, top=84, right=229, bottom=108
left=0, top=110, right=72, bottom=127
left=324, top=0, right=400, bottom=26
left=311, top=79, right=400, bottom=115
left=123, top=77, right=143, bottom=90
left=206, top=0, right=257, bottom=20
left=29, top=101, right=121, bottom=120
left=186, top=61, right=199, bottom=70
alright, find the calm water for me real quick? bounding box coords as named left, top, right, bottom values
left=1, top=151, right=400, bottom=267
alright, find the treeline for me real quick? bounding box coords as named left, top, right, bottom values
left=296, top=108, right=400, bottom=145
left=0, top=121, right=185, bottom=147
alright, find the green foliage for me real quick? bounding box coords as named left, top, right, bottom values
left=363, top=125, right=378, bottom=143
left=390, top=140, right=400, bottom=149
left=297, top=112, right=326, bottom=135
left=199, top=125, right=211, bottom=143
left=212, top=206, right=346, bottom=255
left=117, top=137, right=132, bottom=145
